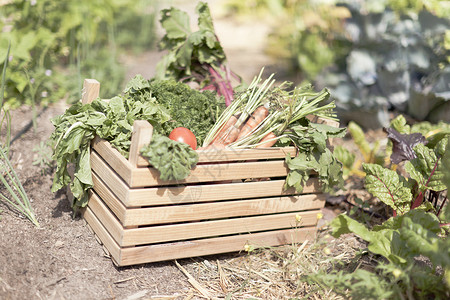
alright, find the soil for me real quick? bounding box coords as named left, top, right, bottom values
left=0, top=3, right=373, bottom=300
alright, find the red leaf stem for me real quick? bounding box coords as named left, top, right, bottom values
left=411, top=156, right=441, bottom=209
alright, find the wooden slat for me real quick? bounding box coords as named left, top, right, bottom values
left=88, top=191, right=124, bottom=245
left=119, top=227, right=317, bottom=266
left=91, top=138, right=133, bottom=185
left=136, top=146, right=297, bottom=166
left=129, top=159, right=289, bottom=188
left=92, top=138, right=291, bottom=188
left=126, top=178, right=320, bottom=207
left=82, top=205, right=122, bottom=264
left=122, top=194, right=325, bottom=227
left=128, top=120, right=153, bottom=167
left=92, top=171, right=127, bottom=222
left=81, top=79, right=100, bottom=104
left=123, top=210, right=319, bottom=247
left=87, top=189, right=321, bottom=247
left=92, top=167, right=324, bottom=227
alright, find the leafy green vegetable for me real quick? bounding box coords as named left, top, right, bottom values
left=156, top=2, right=240, bottom=106
left=50, top=75, right=218, bottom=209
left=320, top=5, right=450, bottom=129
left=140, top=135, right=198, bottom=181
left=330, top=209, right=449, bottom=268
left=363, top=163, right=413, bottom=215
left=147, top=79, right=225, bottom=146
left=284, top=121, right=346, bottom=193
left=405, top=143, right=446, bottom=193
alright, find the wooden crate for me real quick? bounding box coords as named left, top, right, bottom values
left=78, top=79, right=337, bottom=266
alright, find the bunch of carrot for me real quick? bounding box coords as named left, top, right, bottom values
left=202, top=70, right=338, bottom=149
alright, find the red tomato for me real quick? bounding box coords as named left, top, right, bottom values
left=169, top=127, right=197, bottom=150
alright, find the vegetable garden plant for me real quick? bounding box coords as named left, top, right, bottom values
left=311, top=116, right=450, bottom=299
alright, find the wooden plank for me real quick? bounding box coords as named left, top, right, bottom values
left=91, top=137, right=133, bottom=185
left=122, top=194, right=326, bottom=227
left=129, top=120, right=153, bottom=168
left=122, top=210, right=320, bottom=247
left=129, top=159, right=289, bottom=188
left=92, top=171, right=127, bottom=223
left=88, top=189, right=321, bottom=247
left=136, top=146, right=297, bottom=166
left=126, top=178, right=320, bottom=207
left=82, top=205, right=122, bottom=264
left=81, top=79, right=100, bottom=104
left=118, top=227, right=317, bottom=266
left=87, top=191, right=124, bottom=245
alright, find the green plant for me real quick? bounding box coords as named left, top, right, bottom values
left=32, top=141, right=53, bottom=172
left=223, top=0, right=351, bottom=80
left=311, top=119, right=450, bottom=298
left=0, top=0, right=158, bottom=109
left=333, top=121, right=387, bottom=179
left=140, top=134, right=199, bottom=181
left=320, top=2, right=450, bottom=128
left=0, top=43, right=39, bottom=227
left=156, top=2, right=241, bottom=106
left=0, top=148, right=40, bottom=227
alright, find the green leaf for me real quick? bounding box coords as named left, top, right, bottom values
left=196, top=1, right=214, bottom=31
left=390, top=114, right=410, bottom=134
left=405, top=143, right=446, bottom=192
left=334, top=146, right=356, bottom=170
left=363, top=163, right=412, bottom=214
left=309, top=122, right=347, bottom=138
left=374, top=209, right=441, bottom=234
left=160, top=7, right=191, bottom=39
left=330, top=214, right=406, bottom=263
left=400, top=216, right=450, bottom=269
left=348, top=121, right=372, bottom=162
left=140, top=135, right=198, bottom=181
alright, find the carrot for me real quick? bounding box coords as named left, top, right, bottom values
left=221, top=125, right=241, bottom=145
left=256, top=132, right=278, bottom=148
left=210, top=115, right=238, bottom=145
left=236, top=106, right=269, bottom=141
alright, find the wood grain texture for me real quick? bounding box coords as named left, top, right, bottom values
left=91, top=137, right=133, bottom=185
left=81, top=79, right=100, bottom=104
left=128, top=120, right=153, bottom=167
left=122, top=194, right=325, bottom=227
left=136, top=146, right=297, bottom=166
left=126, top=178, right=320, bottom=207
left=129, top=159, right=290, bottom=187
left=88, top=190, right=321, bottom=247
left=119, top=227, right=318, bottom=266
left=82, top=205, right=122, bottom=264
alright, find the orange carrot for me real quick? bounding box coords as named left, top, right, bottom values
left=256, top=132, right=278, bottom=148
left=236, top=106, right=269, bottom=141
left=222, top=125, right=241, bottom=144
left=210, top=115, right=238, bottom=145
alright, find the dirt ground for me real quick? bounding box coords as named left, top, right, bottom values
left=0, top=3, right=371, bottom=300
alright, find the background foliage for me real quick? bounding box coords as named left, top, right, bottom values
left=223, top=0, right=450, bottom=128
left=0, top=0, right=158, bottom=110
